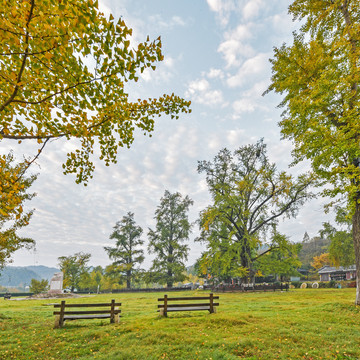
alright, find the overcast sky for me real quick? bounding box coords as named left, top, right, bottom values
left=6, top=0, right=332, bottom=270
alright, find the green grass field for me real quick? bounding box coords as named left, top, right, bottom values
left=0, top=289, right=359, bottom=360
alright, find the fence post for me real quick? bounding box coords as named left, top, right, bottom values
left=209, top=293, right=214, bottom=313
left=110, top=299, right=115, bottom=323
left=56, top=300, right=66, bottom=328
left=164, top=294, right=168, bottom=317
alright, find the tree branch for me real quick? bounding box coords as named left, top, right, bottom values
left=0, top=0, right=35, bottom=112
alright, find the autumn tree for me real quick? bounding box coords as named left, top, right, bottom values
left=29, top=278, right=49, bottom=294
left=104, top=212, right=144, bottom=289
left=0, top=153, right=36, bottom=268
left=266, top=0, right=360, bottom=303
left=196, top=141, right=312, bottom=283
left=311, top=253, right=333, bottom=271
left=0, top=0, right=191, bottom=183
left=58, top=252, right=91, bottom=292
left=148, top=190, right=193, bottom=288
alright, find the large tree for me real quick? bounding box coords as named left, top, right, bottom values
left=104, top=212, right=144, bottom=289
left=148, top=190, right=193, bottom=288
left=197, top=141, right=312, bottom=283
left=0, top=0, right=191, bottom=184
left=0, top=152, right=36, bottom=268
left=58, top=252, right=91, bottom=292
left=266, top=0, right=360, bottom=304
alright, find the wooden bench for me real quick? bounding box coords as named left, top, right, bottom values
left=158, top=293, right=219, bottom=317
left=53, top=299, right=121, bottom=328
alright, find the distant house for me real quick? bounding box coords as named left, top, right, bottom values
left=318, top=265, right=356, bottom=281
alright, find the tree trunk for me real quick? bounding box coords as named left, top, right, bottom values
left=352, top=201, right=360, bottom=305
left=167, top=270, right=173, bottom=288
left=126, top=270, right=131, bottom=289
left=239, top=238, right=252, bottom=284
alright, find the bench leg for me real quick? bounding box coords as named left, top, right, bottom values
left=54, top=316, right=62, bottom=329
left=114, top=314, right=120, bottom=324
left=159, top=309, right=167, bottom=317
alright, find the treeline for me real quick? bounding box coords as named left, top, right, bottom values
left=27, top=142, right=356, bottom=292
left=55, top=142, right=355, bottom=291
left=57, top=142, right=318, bottom=290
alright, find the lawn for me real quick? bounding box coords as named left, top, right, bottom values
left=0, top=289, right=359, bottom=360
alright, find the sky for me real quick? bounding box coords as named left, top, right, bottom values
left=5, top=0, right=333, bottom=270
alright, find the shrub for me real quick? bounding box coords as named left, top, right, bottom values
left=29, top=279, right=49, bottom=294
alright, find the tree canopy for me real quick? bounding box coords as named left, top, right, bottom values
left=0, top=0, right=191, bottom=184
left=104, top=212, right=144, bottom=289
left=196, top=141, right=312, bottom=282
left=58, top=252, right=91, bottom=292
left=267, top=0, right=360, bottom=304
left=29, top=278, right=49, bottom=294
left=148, top=190, right=193, bottom=288
left=0, top=153, right=36, bottom=268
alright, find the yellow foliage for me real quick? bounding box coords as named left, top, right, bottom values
left=311, top=253, right=333, bottom=270
left=0, top=153, right=36, bottom=267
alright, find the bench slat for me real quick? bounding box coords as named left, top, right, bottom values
left=54, top=310, right=121, bottom=315
left=158, top=306, right=211, bottom=312
left=63, top=314, right=114, bottom=320
left=158, top=302, right=219, bottom=308
left=158, top=296, right=219, bottom=301
left=54, top=302, right=121, bottom=308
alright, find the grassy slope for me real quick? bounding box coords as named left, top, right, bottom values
left=0, top=289, right=359, bottom=360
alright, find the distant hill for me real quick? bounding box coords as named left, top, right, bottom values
left=25, top=265, right=60, bottom=281
left=0, top=266, right=60, bottom=287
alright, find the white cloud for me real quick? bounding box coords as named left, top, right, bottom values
left=218, top=24, right=254, bottom=67
left=207, top=133, right=222, bottom=151
left=172, top=16, right=186, bottom=27
left=207, top=0, right=222, bottom=12
left=185, top=79, right=226, bottom=106
left=164, top=56, right=175, bottom=68
left=232, top=80, right=269, bottom=116
left=226, top=53, right=269, bottom=87
left=187, top=78, right=210, bottom=93
left=233, top=98, right=256, bottom=113
left=206, top=0, right=237, bottom=26
left=226, top=129, right=246, bottom=146
left=242, top=0, right=264, bottom=20
left=148, top=14, right=187, bottom=30
left=207, top=68, right=225, bottom=79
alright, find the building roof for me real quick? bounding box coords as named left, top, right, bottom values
left=318, top=265, right=356, bottom=274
